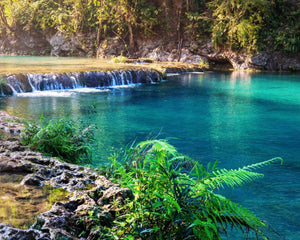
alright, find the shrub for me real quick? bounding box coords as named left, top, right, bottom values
left=100, top=139, right=282, bottom=239
left=111, top=55, right=129, bottom=63
left=21, top=115, right=95, bottom=164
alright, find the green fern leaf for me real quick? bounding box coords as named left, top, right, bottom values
left=241, top=157, right=283, bottom=171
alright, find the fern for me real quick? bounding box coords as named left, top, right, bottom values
left=241, top=157, right=283, bottom=171
left=100, top=139, right=283, bottom=239
left=205, top=169, right=264, bottom=190
left=203, top=157, right=283, bottom=190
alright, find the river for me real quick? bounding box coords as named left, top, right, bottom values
left=0, top=69, right=299, bottom=239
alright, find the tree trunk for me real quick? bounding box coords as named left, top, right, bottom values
left=0, top=4, right=14, bottom=33
left=128, top=22, right=135, bottom=51
left=97, top=20, right=102, bottom=47
left=96, top=0, right=104, bottom=58
left=176, top=1, right=183, bottom=61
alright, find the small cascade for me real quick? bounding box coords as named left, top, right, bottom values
left=0, top=69, right=162, bottom=96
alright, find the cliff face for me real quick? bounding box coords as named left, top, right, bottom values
left=1, top=30, right=299, bottom=71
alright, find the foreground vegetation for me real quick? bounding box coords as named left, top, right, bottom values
left=21, top=118, right=283, bottom=239
left=0, top=0, right=299, bottom=55
left=21, top=115, right=95, bottom=164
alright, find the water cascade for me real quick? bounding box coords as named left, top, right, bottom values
left=0, top=70, right=162, bottom=96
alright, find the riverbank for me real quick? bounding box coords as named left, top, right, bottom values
left=0, top=111, right=133, bottom=239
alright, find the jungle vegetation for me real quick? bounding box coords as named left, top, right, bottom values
left=0, top=0, right=299, bottom=55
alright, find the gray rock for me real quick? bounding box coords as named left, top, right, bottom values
left=21, top=174, right=44, bottom=187
left=0, top=224, right=51, bottom=240
left=48, top=32, right=86, bottom=57
left=99, top=186, right=134, bottom=205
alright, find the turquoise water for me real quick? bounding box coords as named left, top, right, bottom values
left=0, top=71, right=299, bottom=239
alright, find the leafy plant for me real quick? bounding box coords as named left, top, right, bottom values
left=111, top=55, right=129, bottom=63
left=100, top=139, right=282, bottom=239
left=21, top=115, right=95, bottom=164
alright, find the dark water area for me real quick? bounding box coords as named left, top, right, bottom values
left=0, top=71, right=299, bottom=239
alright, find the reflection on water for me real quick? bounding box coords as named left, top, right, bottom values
left=0, top=174, right=68, bottom=228
left=0, top=72, right=299, bottom=238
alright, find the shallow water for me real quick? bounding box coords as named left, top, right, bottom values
left=0, top=71, right=299, bottom=239
left=0, top=174, right=68, bottom=228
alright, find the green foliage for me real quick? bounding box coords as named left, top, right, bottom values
left=100, top=139, right=282, bottom=239
left=208, top=0, right=268, bottom=52
left=208, top=0, right=300, bottom=54
left=111, top=55, right=128, bottom=63
left=0, top=0, right=298, bottom=54
left=21, top=115, right=95, bottom=164
left=260, top=0, right=300, bottom=54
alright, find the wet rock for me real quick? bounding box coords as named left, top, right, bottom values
left=21, top=174, right=44, bottom=187
left=0, top=158, right=34, bottom=174
left=0, top=224, right=51, bottom=240
left=0, top=112, right=24, bottom=136
left=99, top=186, right=134, bottom=205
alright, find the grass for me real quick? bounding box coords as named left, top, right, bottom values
left=20, top=115, right=95, bottom=165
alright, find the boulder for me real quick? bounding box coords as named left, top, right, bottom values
left=48, top=32, right=86, bottom=57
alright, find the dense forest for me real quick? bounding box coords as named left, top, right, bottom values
left=0, top=0, right=299, bottom=60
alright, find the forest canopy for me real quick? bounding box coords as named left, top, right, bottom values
left=0, top=0, right=299, bottom=55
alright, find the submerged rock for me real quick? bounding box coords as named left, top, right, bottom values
left=0, top=111, right=133, bottom=239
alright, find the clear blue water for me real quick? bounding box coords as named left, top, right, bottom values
left=1, top=71, right=299, bottom=239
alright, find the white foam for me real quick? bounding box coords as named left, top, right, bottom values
left=70, top=88, right=111, bottom=93
left=110, top=84, right=140, bottom=89
left=16, top=91, right=74, bottom=97
left=14, top=84, right=147, bottom=97
left=166, top=73, right=181, bottom=76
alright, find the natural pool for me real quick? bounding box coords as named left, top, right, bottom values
left=0, top=71, right=299, bottom=239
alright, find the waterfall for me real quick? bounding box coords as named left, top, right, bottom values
left=0, top=70, right=162, bottom=96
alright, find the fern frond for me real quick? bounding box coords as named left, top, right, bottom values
left=205, top=169, right=264, bottom=190
left=241, top=157, right=283, bottom=171
left=208, top=194, right=266, bottom=236
left=137, top=139, right=178, bottom=156
left=204, top=158, right=283, bottom=190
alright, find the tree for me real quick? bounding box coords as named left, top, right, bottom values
left=0, top=1, right=14, bottom=33
left=208, top=0, right=269, bottom=52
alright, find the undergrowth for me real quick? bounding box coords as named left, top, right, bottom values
left=98, top=139, right=282, bottom=240
left=21, top=115, right=95, bottom=164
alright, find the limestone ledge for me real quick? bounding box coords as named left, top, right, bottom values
left=0, top=111, right=133, bottom=240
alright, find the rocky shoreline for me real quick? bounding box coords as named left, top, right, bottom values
left=0, top=111, right=133, bottom=240
left=1, top=32, right=299, bottom=71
